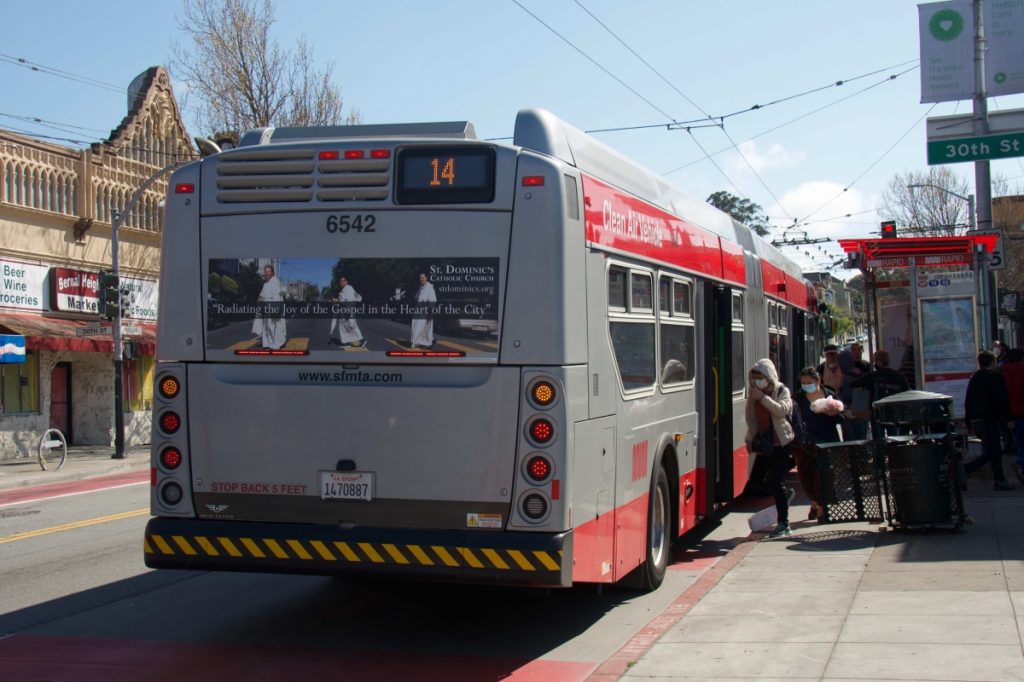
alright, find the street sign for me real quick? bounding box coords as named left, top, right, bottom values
left=966, top=229, right=1005, bottom=271
left=121, top=323, right=142, bottom=336
left=76, top=323, right=112, bottom=337
left=927, top=130, right=1024, bottom=165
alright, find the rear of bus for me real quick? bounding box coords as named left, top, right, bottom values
left=144, top=118, right=587, bottom=587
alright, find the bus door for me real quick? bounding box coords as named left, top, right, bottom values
left=699, top=283, right=735, bottom=516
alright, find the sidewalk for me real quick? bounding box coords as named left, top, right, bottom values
left=621, top=466, right=1024, bottom=682
left=0, top=444, right=150, bottom=493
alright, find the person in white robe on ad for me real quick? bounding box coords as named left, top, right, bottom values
left=329, top=276, right=365, bottom=348
left=252, top=264, right=287, bottom=349
left=409, top=272, right=437, bottom=348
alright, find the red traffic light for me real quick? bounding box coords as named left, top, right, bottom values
left=880, top=220, right=897, bottom=238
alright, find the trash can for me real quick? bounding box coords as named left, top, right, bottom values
left=872, top=391, right=966, bottom=529
left=816, top=439, right=883, bottom=523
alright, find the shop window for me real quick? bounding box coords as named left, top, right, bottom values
left=122, top=355, right=154, bottom=412
left=0, top=352, right=39, bottom=414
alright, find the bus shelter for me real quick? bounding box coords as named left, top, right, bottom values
left=838, top=235, right=998, bottom=417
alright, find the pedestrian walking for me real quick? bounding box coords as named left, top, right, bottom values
left=838, top=348, right=868, bottom=440
left=744, top=358, right=796, bottom=538
left=793, top=367, right=844, bottom=521
left=1001, top=347, right=1024, bottom=484
left=963, top=350, right=1015, bottom=490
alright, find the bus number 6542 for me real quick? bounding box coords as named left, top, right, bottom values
left=326, top=214, right=376, bottom=233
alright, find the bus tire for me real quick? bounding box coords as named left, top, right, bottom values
left=641, top=466, right=671, bottom=591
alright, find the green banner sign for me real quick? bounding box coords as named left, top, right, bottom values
left=927, top=131, right=1024, bottom=164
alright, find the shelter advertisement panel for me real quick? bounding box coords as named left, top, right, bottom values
left=920, top=295, right=977, bottom=415
left=206, top=257, right=499, bottom=357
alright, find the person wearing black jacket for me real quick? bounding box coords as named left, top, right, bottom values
left=964, top=350, right=1015, bottom=490
left=794, top=367, right=844, bottom=520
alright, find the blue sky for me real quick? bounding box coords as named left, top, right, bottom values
left=4, top=0, right=1024, bottom=274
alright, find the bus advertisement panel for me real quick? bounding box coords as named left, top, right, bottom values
left=206, top=257, right=499, bottom=357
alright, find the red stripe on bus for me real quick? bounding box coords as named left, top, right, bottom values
left=572, top=467, right=706, bottom=584
left=761, top=260, right=787, bottom=300
left=581, top=175, right=735, bottom=284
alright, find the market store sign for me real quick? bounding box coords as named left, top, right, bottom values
left=0, top=259, right=46, bottom=311
left=50, top=267, right=100, bottom=314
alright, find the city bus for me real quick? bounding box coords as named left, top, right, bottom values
left=144, top=109, right=820, bottom=590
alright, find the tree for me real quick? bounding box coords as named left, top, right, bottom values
left=706, top=191, right=770, bottom=236
left=172, top=0, right=360, bottom=137
left=880, top=167, right=971, bottom=237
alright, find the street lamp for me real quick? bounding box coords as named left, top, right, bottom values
left=109, top=138, right=218, bottom=459
left=907, top=183, right=976, bottom=230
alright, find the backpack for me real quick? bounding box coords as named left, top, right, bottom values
left=787, top=400, right=806, bottom=447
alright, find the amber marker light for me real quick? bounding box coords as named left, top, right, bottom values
left=158, top=375, right=180, bottom=400
left=531, top=381, right=556, bottom=407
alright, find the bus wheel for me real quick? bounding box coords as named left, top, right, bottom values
left=641, top=466, right=671, bottom=591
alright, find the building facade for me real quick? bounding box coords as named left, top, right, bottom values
left=0, top=66, right=192, bottom=458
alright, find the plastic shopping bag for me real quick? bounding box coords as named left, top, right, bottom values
left=747, top=505, right=778, bottom=533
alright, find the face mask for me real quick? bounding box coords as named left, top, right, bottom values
left=801, top=383, right=817, bottom=393
left=754, top=379, right=768, bottom=390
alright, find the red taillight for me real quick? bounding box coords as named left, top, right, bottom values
left=174, top=183, right=195, bottom=194
left=527, top=455, right=551, bottom=481
left=344, top=150, right=365, bottom=159
left=529, top=418, right=554, bottom=444
left=319, top=150, right=340, bottom=160
left=160, top=411, right=181, bottom=434
left=370, top=149, right=390, bottom=159
left=522, top=176, right=545, bottom=186
left=160, top=446, right=182, bottom=469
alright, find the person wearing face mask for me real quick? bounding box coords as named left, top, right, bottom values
left=744, top=358, right=796, bottom=538
left=793, top=367, right=845, bottom=521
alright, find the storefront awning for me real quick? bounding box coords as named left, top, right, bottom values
left=0, top=313, right=155, bottom=354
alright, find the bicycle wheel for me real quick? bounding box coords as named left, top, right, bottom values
left=38, top=428, right=67, bottom=471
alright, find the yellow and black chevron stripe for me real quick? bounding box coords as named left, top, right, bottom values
left=146, top=532, right=561, bottom=571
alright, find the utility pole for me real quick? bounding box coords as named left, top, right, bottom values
left=972, top=0, right=998, bottom=344
left=110, top=161, right=188, bottom=459
left=111, top=209, right=125, bottom=459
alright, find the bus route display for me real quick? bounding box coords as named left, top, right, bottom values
left=396, top=147, right=495, bottom=204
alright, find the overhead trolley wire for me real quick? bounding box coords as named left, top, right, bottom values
left=509, top=0, right=678, bottom=122
left=572, top=0, right=794, bottom=221
left=511, top=0, right=748, bottom=197
left=661, top=64, right=920, bottom=175
left=0, top=53, right=126, bottom=94
left=797, top=102, right=939, bottom=225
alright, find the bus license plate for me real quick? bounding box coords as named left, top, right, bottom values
left=320, top=471, right=374, bottom=501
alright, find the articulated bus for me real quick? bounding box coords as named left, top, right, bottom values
left=145, top=109, right=820, bottom=590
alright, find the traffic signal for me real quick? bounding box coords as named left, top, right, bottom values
left=98, top=269, right=120, bottom=320
left=880, top=220, right=897, bottom=238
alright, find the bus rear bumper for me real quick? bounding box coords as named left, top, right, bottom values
left=144, top=517, right=572, bottom=587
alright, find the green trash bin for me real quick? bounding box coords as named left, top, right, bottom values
left=872, top=391, right=966, bottom=529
